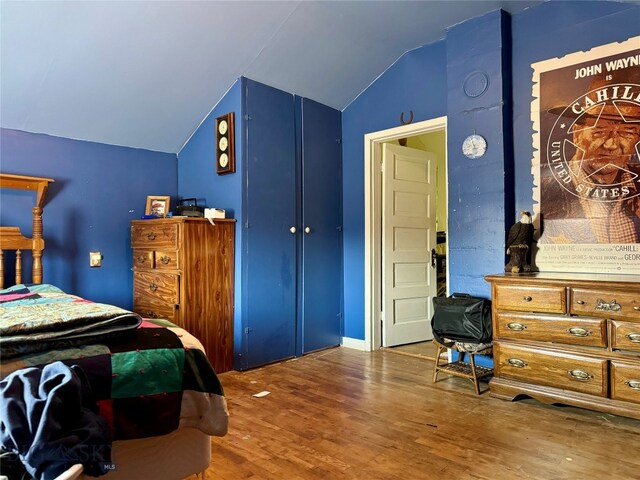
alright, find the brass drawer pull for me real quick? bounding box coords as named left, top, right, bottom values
left=595, top=299, right=621, bottom=312
left=145, top=310, right=157, bottom=318
left=137, top=255, right=147, bottom=263
left=507, top=358, right=527, bottom=368
left=576, top=300, right=585, bottom=305
left=626, top=333, right=640, bottom=343
left=523, top=296, right=532, bottom=302
left=147, top=232, right=157, bottom=240
left=568, top=327, right=591, bottom=337
left=568, top=369, right=593, bottom=381
left=625, top=380, right=640, bottom=391
left=149, top=283, right=158, bottom=292
left=634, top=306, right=640, bottom=311
left=159, top=255, right=171, bottom=265
left=506, top=322, right=527, bottom=331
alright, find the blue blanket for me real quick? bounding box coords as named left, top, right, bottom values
left=0, top=362, right=112, bottom=480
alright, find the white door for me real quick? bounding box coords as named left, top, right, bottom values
left=382, top=143, right=437, bottom=347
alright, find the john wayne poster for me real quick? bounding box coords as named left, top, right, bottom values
left=532, top=37, right=640, bottom=274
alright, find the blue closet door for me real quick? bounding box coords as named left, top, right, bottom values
left=298, top=98, right=343, bottom=354
left=242, top=79, right=297, bottom=369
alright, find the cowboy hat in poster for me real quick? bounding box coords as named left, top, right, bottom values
left=531, top=36, right=640, bottom=274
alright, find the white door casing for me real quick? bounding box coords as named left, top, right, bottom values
left=363, top=116, right=447, bottom=352
left=382, top=144, right=437, bottom=347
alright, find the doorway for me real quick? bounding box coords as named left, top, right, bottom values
left=364, top=116, right=448, bottom=352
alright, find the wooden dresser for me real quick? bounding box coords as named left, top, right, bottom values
left=485, top=272, right=640, bottom=419
left=131, top=217, right=235, bottom=373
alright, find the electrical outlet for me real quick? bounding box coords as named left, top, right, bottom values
left=90, top=251, right=102, bottom=267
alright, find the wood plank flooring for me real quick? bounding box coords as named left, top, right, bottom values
left=196, top=347, right=640, bottom=480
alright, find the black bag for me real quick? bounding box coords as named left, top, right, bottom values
left=431, top=293, right=492, bottom=347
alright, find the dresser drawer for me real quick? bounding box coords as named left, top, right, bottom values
left=133, top=271, right=179, bottom=305
left=154, top=250, right=179, bottom=270
left=131, top=223, right=179, bottom=249
left=495, top=311, right=606, bottom=348
left=494, top=343, right=607, bottom=396
left=494, top=284, right=566, bottom=313
left=133, top=302, right=178, bottom=323
left=133, top=250, right=154, bottom=269
left=570, top=288, right=640, bottom=321
left=610, top=361, right=640, bottom=404
left=611, top=321, right=640, bottom=353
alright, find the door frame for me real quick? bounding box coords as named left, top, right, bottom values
left=364, top=116, right=448, bottom=352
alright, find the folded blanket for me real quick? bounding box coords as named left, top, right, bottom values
left=0, top=285, right=142, bottom=358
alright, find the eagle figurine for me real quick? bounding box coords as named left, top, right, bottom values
left=505, top=211, right=534, bottom=273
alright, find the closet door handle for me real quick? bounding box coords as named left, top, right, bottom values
left=289, top=227, right=297, bottom=234
left=304, top=227, right=311, bottom=234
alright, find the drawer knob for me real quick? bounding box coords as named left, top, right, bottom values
left=149, top=283, right=158, bottom=292
left=567, top=369, right=593, bottom=381
left=634, top=306, right=640, bottom=311
left=507, top=322, right=527, bottom=331
left=145, top=310, right=157, bottom=318
left=595, top=299, right=621, bottom=312
left=625, top=380, right=640, bottom=391
left=626, top=333, right=640, bottom=343
left=147, top=232, right=157, bottom=240
left=137, top=255, right=147, bottom=263
left=159, top=255, right=171, bottom=265
left=568, top=327, right=591, bottom=337
left=523, top=296, right=532, bottom=302
left=507, top=358, right=527, bottom=368
left=576, top=300, right=585, bottom=305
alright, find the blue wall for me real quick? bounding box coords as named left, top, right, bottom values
left=446, top=10, right=512, bottom=297
left=341, top=1, right=640, bottom=341
left=177, top=78, right=245, bottom=363
left=341, top=42, right=447, bottom=340
left=0, top=128, right=177, bottom=307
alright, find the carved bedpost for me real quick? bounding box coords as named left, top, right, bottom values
left=32, top=205, right=44, bottom=284
left=16, top=249, right=23, bottom=285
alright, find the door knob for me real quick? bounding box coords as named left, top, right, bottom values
left=290, top=227, right=297, bottom=234
left=304, top=227, right=311, bottom=234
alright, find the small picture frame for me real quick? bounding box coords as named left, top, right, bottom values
left=145, top=196, right=170, bottom=217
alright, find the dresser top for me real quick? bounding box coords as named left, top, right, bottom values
left=485, top=271, right=640, bottom=286
left=131, top=217, right=235, bottom=225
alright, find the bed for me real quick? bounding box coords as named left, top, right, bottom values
left=0, top=174, right=228, bottom=480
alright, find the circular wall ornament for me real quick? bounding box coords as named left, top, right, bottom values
left=463, top=71, right=489, bottom=98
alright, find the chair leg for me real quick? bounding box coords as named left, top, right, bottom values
left=468, top=352, right=480, bottom=395
left=432, top=343, right=444, bottom=383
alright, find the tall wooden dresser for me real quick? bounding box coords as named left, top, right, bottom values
left=131, top=217, right=235, bottom=373
left=485, top=273, right=640, bottom=419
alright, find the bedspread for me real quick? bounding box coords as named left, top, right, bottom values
left=0, top=286, right=229, bottom=442
left=0, top=284, right=142, bottom=358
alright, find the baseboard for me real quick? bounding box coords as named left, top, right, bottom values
left=341, top=337, right=366, bottom=350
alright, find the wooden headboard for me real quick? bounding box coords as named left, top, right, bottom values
left=0, top=173, right=55, bottom=288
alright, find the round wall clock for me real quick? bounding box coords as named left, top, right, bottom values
left=462, top=134, right=487, bottom=159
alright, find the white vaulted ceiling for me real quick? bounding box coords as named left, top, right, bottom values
left=1, top=1, right=544, bottom=153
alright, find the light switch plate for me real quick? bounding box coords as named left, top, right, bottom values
left=90, top=251, right=102, bottom=267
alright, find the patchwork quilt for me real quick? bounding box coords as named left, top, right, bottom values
left=0, top=285, right=229, bottom=441
left=0, top=284, right=142, bottom=358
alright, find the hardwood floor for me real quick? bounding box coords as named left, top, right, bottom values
left=197, top=347, right=640, bottom=480
left=384, top=340, right=442, bottom=361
